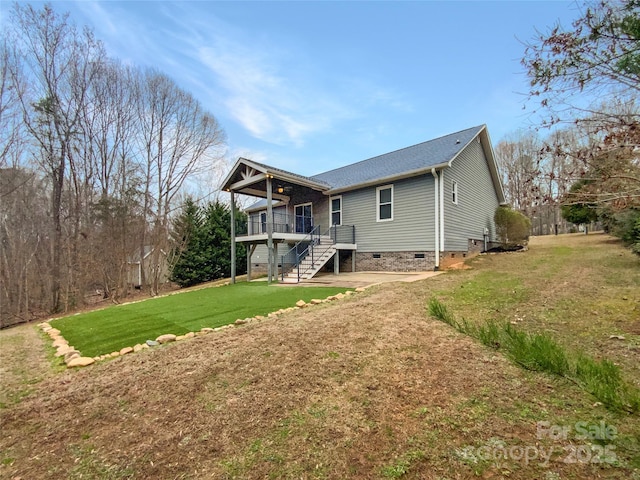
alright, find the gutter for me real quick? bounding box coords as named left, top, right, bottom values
left=324, top=162, right=450, bottom=196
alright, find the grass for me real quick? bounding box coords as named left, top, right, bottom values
left=428, top=297, right=640, bottom=413
left=50, top=282, right=350, bottom=357
left=3, top=232, right=640, bottom=479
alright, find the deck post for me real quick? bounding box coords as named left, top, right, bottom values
left=334, top=250, right=339, bottom=274
left=266, top=176, right=274, bottom=284
left=247, top=244, right=256, bottom=281
left=230, top=190, right=236, bottom=284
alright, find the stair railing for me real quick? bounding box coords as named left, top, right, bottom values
left=280, top=225, right=321, bottom=282
left=280, top=225, right=355, bottom=282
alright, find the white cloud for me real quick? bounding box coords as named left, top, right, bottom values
left=68, top=1, right=412, bottom=151
left=196, top=39, right=339, bottom=147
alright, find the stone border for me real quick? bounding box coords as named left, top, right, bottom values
left=38, top=287, right=366, bottom=368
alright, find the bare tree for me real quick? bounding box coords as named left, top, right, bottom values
left=0, top=3, right=227, bottom=325
left=523, top=0, right=640, bottom=126
left=9, top=4, right=106, bottom=312
left=135, top=70, right=225, bottom=294
left=0, top=38, right=26, bottom=170
left=0, top=168, right=50, bottom=326
left=495, top=130, right=543, bottom=217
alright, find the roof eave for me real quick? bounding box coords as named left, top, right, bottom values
left=324, top=162, right=450, bottom=195
left=446, top=125, right=507, bottom=205
left=221, top=157, right=330, bottom=194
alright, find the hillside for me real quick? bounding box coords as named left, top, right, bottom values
left=1, top=233, right=638, bottom=479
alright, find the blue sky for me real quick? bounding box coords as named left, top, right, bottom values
left=7, top=1, right=581, bottom=178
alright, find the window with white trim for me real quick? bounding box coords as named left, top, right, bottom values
left=452, top=181, right=458, bottom=204
left=330, top=196, right=342, bottom=226
left=377, top=185, right=393, bottom=221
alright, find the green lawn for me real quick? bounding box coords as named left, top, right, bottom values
left=50, top=282, right=350, bottom=357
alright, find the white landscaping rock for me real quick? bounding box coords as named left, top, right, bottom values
left=64, top=352, right=81, bottom=363
left=52, top=338, right=69, bottom=348
left=119, top=347, right=134, bottom=355
left=296, top=300, right=307, bottom=308
left=55, top=345, right=74, bottom=357
left=156, top=334, right=177, bottom=344
left=67, top=357, right=95, bottom=368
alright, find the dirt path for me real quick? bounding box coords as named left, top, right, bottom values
left=0, top=323, right=51, bottom=408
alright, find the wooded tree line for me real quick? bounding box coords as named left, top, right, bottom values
left=1, top=4, right=227, bottom=327
left=496, top=0, right=640, bottom=252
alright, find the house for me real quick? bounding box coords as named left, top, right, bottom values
left=221, top=124, right=506, bottom=283
left=126, top=246, right=169, bottom=288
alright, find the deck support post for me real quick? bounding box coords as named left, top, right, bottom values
left=247, top=244, right=257, bottom=281
left=230, top=190, right=236, bottom=284
left=266, top=176, right=274, bottom=284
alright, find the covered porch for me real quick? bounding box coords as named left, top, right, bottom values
left=222, top=158, right=356, bottom=284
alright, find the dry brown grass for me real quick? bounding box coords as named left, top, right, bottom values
left=0, top=232, right=638, bottom=479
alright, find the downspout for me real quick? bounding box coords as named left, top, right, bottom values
left=439, top=169, right=445, bottom=253
left=431, top=168, right=440, bottom=271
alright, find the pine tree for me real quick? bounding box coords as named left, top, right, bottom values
left=169, top=199, right=246, bottom=287
left=169, top=198, right=205, bottom=288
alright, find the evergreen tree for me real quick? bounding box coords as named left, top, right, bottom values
left=169, top=198, right=205, bottom=288
left=169, top=199, right=246, bottom=288
left=561, top=180, right=599, bottom=226
left=200, top=202, right=247, bottom=280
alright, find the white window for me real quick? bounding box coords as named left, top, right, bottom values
left=376, top=185, right=393, bottom=222
left=452, top=181, right=458, bottom=204
left=330, top=196, right=342, bottom=226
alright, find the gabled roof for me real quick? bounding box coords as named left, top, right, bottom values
left=312, top=125, right=485, bottom=194
left=233, top=124, right=506, bottom=207
left=221, top=157, right=329, bottom=193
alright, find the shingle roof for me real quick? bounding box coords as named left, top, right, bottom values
left=311, top=125, right=485, bottom=191
left=245, top=158, right=331, bottom=189
left=244, top=124, right=495, bottom=211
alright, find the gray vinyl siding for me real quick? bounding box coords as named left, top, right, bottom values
left=250, top=243, right=290, bottom=264
left=342, top=175, right=434, bottom=252
left=443, top=139, right=500, bottom=251
left=249, top=192, right=330, bottom=265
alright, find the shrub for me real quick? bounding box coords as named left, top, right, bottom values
left=494, top=206, right=531, bottom=246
